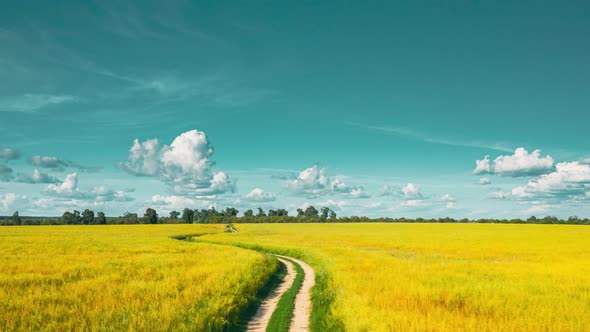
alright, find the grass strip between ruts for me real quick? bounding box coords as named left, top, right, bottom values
left=266, top=257, right=305, bottom=332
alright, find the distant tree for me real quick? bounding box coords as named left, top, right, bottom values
left=123, top=212, right=138, bottom=218
left=73, top=210, right=82, bottom=224
left=199, top=209, right=209, bottom=222
left=12, top=211, right=22, bottom=225
left=329, top=210, right=337, bottom=219
left=257, top=207, right=266, bottom=217
left=276, top=209, right=289, bottom=216
left=243, top=209, right=253, bottom=217
left=82, top=209, right=95, bottom=225
left=61, top=210, right=83, bottom=224
left=224, top=207, right=239, bottom=217
left=209, top=206, right=223, bottom=217
left=61, top=211, right=71, bottom=224
left=96, top=212, right=107, bottom=225
left=568, top=216, right=581, bottom=224
left=268, top=209, right=277, bottom=216
left=144, top=208, right=159, bottom=224
left=321, top=207, right=330, bottom=219
left=169, top=211, right=180, bottom=219
left=182, top=208, right=194, bottom=223
left=304, top=205, right=319, bottom=217
left=194, top=209, right=203, bottom=223
left=296, top=208, right=305, bottom=217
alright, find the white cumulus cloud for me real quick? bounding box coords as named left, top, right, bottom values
left=474, top=156, right=491, bottom=174
left=479, top=177, right=491, bottom=185
left=44, top=172, right=134, bottom=202
left=364, top=201, right=383, bottom=209
left=343, top=187, right=370, bottom=199
left=28, top=155, right=100, bottom=172
left=401, top=199, right=422, bottom=207
left=488, top=191, right=511, bottom=199
left=30, top=156, right=67, bottom=169
left=244, top=188, right=277, bottom=202
left=378, top=185, right=395, bottom=196
left=474, top=148, right=554, bottom=177
left=151, top=195, right=199, bottom=210
left=120, top=130, right=235, bottom=195
left=288, top=164, right=369, bottom=198
left=0, top=148, right=20, bottom=160
left=45, top=173, right=79, bottom=195
left=315, top=199, right=347, bottom=211
left=0, top=193, right=28, bottom=211
left=524, top=205, right=552, bottom=215
left=511, top=161, right=590, bottom=199
left=402, top=183, right=423, bottom=199
left=15, top=169, right=60, bottom=184
left=441, top=194, right=455, bottom=201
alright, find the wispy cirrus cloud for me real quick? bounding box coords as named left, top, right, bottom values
left=2, top=25, right=271, bottom=115
left=352, top=123, right=513, bottom=152
left=70, top=61, right=273, bottom=109
left=0, top=93, right=79, bottom=112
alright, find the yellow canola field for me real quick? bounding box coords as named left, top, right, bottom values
left=202, top=223, right=590, bottom=332
left=0, top=224, right=275, bottom=332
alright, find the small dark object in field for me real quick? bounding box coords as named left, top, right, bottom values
left=225, top=223, right=238, bottom=233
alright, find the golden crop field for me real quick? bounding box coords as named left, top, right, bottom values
left=2, top=223, right=589, bottom=332
left=0, top=224, right=275, bottom=332
left=201, top=223, right=590, bottom=332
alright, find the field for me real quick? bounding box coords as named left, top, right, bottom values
left=200, top=223, right=590, bottom=332
left=1, top=223, right=589, bottom=332
left=0, top=225, right=275, bottom=331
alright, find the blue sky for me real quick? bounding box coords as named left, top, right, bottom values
left=1, top=1, right=589, bottom=218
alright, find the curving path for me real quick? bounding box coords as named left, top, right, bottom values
left=172, top=235, right=315, bottom=331
left=247, top=255, right=315, bottom=332
left=276, top=255, right=316, bottom=332
left=247, top=258, right=296, bottom=332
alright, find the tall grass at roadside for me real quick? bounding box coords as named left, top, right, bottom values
left=0, top=225, right=275, bottom=331
left=201, top=223, right=590, bottom=332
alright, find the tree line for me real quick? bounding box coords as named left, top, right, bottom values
left=1, top=207, right=589, bottom=226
